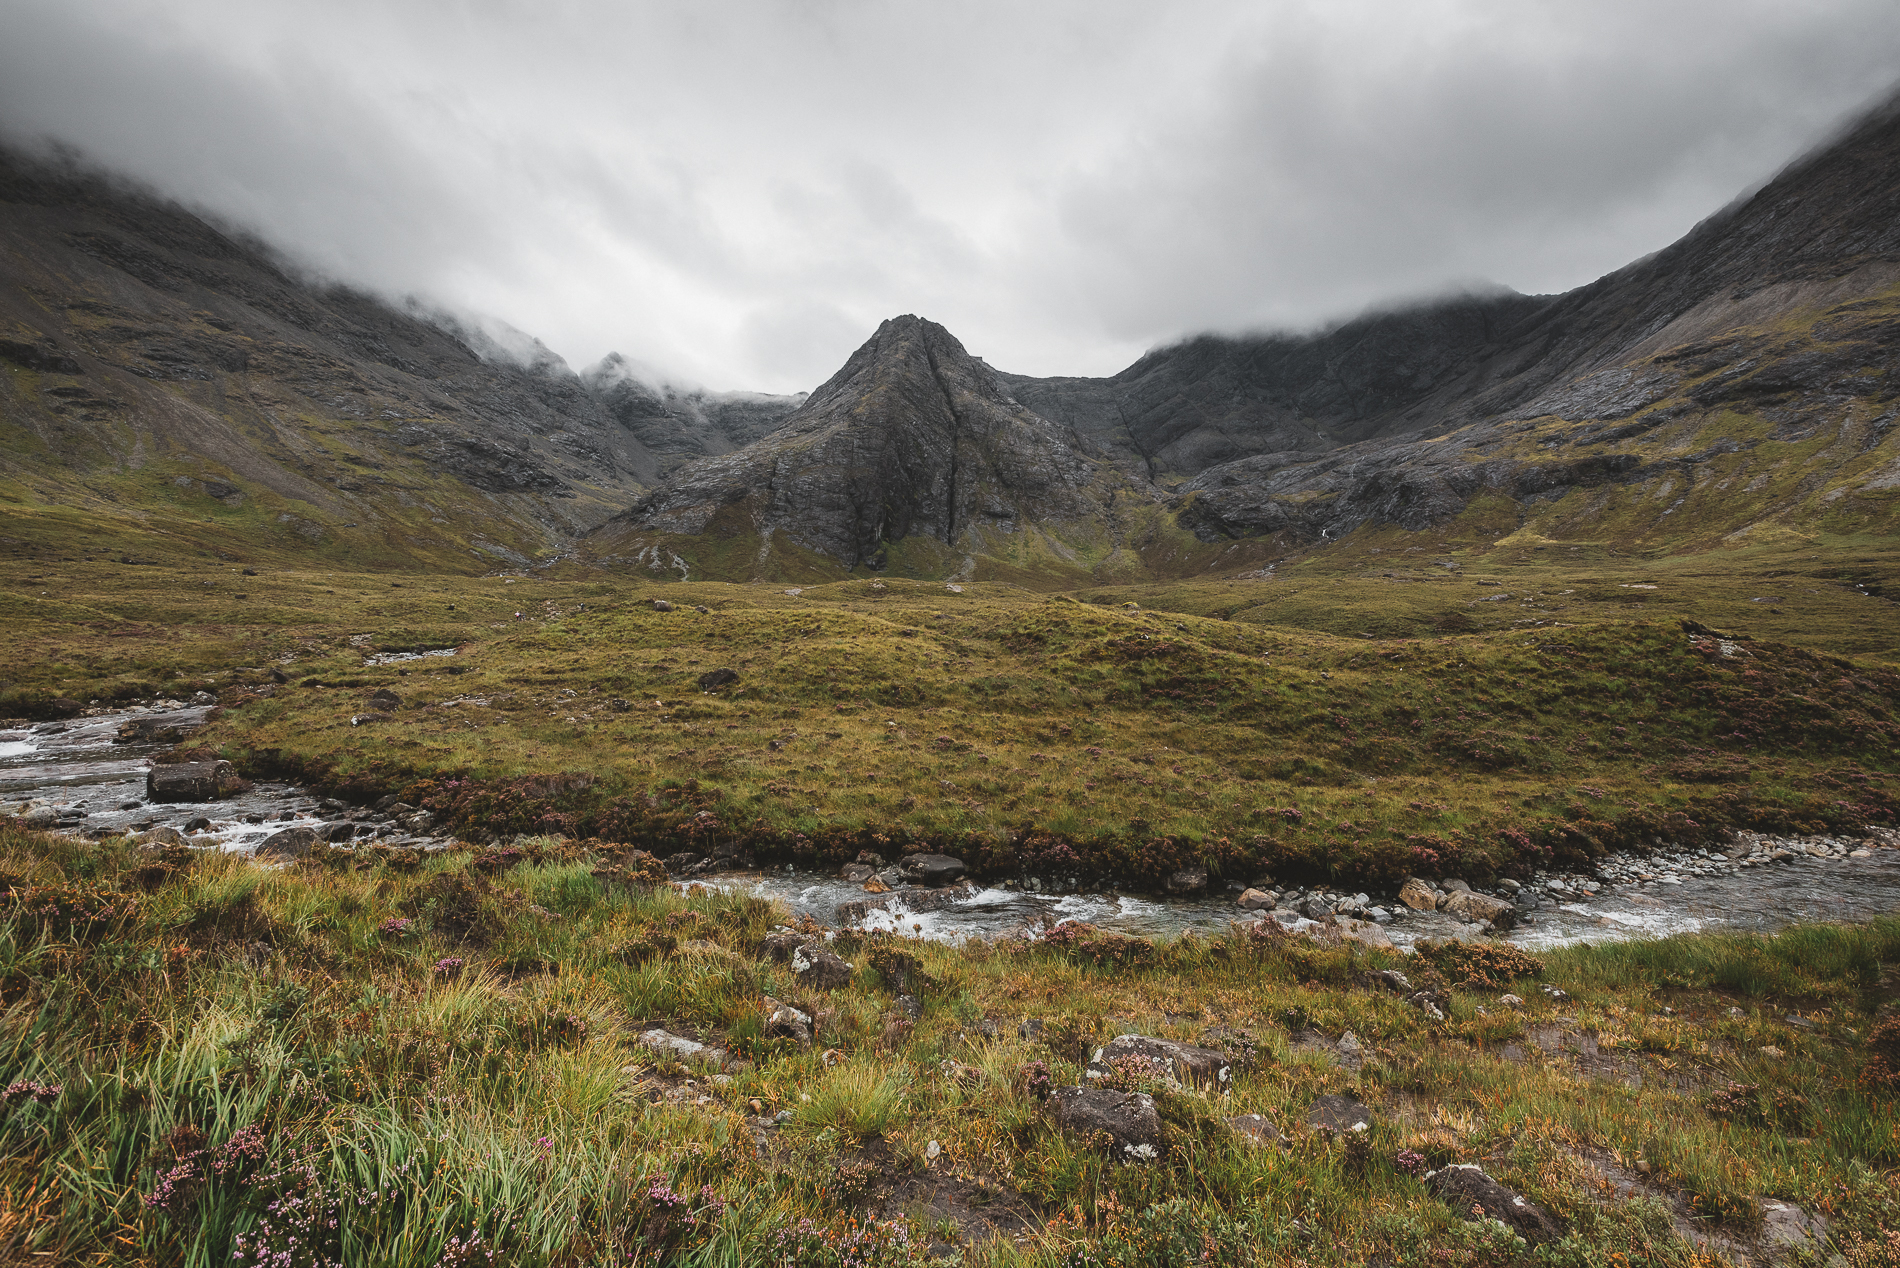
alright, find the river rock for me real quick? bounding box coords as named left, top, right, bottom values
left=1441, top=890, right=1518, bottom=931
left=1087, top=1035, right=1233, bottom=1089
left=133, top=826, right=190, bottom=847
left=20, top=806, right=58, bottom=829
left=1237, top=887, right=1275, bottom=910
left=1428, top=1165, right=1562, bottom=1244
left=1398, top=877, right=1439, bottom=912
left=1334, top=916, right=1394, bottom=950
left=147, top=760, right=243, bottom=803
left=1048, top=1086, right=1163, bottom=1162
left=839, top=863, right=876, bottom=883
left=835, top=880, right=977, bottom=923
left=899, top=853, right=966, bottom=885
left=255, top=826, right=319, bottom=861
left=1164, top=866, right=1208, bottom=894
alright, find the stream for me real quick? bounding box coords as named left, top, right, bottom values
left=7, top=705, right=1900, bottom=951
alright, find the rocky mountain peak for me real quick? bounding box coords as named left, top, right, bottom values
left=605, top=313, right=1121, bottom=571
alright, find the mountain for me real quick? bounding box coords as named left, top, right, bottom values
left=580, top=353, right=804, bottom=481
left=0, top=149, right=797, bottom=570
left=586, top=315, right=1159, bottom=582
left=1160, top=89, right=1900, bottom=552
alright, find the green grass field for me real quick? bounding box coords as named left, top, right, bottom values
left=2, top=820, right=1899, bottom=1265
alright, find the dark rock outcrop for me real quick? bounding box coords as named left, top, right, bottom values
left=604, top=316, right=1136, bottom=569
left=1048, top=1086, right=1163, bottom=1162
left=1428, top=1165, right=1564, bottom=1244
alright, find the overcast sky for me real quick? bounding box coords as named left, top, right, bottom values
left=2, top=0, right=1896, bottom=393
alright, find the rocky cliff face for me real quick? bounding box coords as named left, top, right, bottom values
left=602, top=315, right=1135, bottom=572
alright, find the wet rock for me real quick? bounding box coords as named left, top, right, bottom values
left=183, top=816, right=212, bottom=832
left=1229, top=1114, right=1285, bottom=1147
left=1236, top=887, right=1276, bottom=910
left=791, top=942, right=854, bottom=989
left=255, top=826, right=319, bottom=861
left=1087, top=1035, right=1233, bottom=1089
left=322, top=823, right=359, bottom=843
left=1306, top=1093, right=1373, bottom=1135
left=836, top=880, right=977, bottom=923
left=696, top=667, right=739, bottom=690
left=839, top=863, right=876, bottom=883
left=1442, top=890, right=1518, bottom=931
left=1048, top=1086, right=1163, bottom=1162
left=147, top=760, right=243, bottom=803
left=1428, top=1165, right=1563, bottom=1244
left=1164, top=866, right=1208, bottom=894
left=116, top=715, right=197, bottom=745
left=899, top=852, right=967, bottom=885
left=1398, top=877, right=1440, bottom=912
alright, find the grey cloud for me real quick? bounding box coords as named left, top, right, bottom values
left=1, top=0, right=1895, bottom=392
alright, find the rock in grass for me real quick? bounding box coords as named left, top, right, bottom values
left=1306, top=1093, right=1373, bottom=1135
left=651, top=599, right=674, bottom=612
left=791, top=942, right=854, bottom=989
left=1048, top=1086, right=1163, bottom=1162
left=763, top=997, right=812, bottom=1047
left=1086, top=1034, right=1233, bottom=1089
left=696, top=667, right=739, bottom=690
left=133, top=826, right=190, bottom=848
left=147, top=760, right=244, bottom=803
left=1441, top=890, right=1518, bottom=931
left=898, top=852, right=966, bottom=885
left=1334, top=915, right=1394, bottom=950
left=637, top=1029, right=729, bottom=1068
left=255, top=826, right=319, bottom=861
left=1228, top=1114, right=1285, bottom=1147
left=367, top=689, right=402, bottom=711
left=1398, top=877, right=1439, bottom=911
left=1428, top=1165, right=1562, bottom=1244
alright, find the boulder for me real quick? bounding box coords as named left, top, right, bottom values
left=20, top=806, right=58, bottom=829
left=1086, top=1034, right=1233, bottom=1089
left=1228, top=1114, right=1285, bottom=1147
left=839, top=863, right=876, bottom=883
left=1428, top=1165, right=1562, bottom=1244
left=1441, top=890, right=1518, bottom=931
left=790, top=942, right=855, bottom=989
left=1306, top=1093, right=1373, bottom=1134
left=1397, top=877, right=1439, bottom=912
left=1164, top=866, right=1208, bottom=894
left=1048, top=1086, right=1163, bottom=1162
left=898, top=853, right=966, bottom=885
left=255, top=826, right=319, bottom=861
left=1334, top=916, right=1394, bottom=950
left=1236, top=887, right=1275, bottom=910
left=147, top=760, right=243, bottom=803
left=651, top=599, right=674, bottom=612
